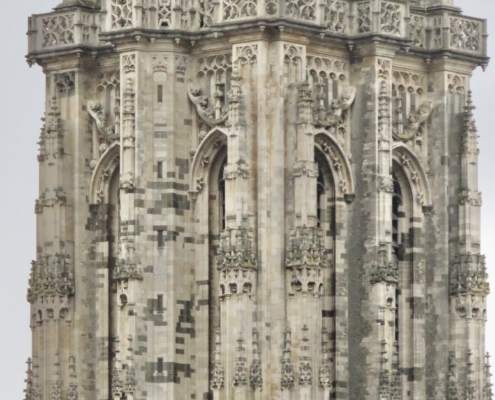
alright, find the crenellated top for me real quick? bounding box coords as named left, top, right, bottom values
left=27, top=0, right=488, bottom=68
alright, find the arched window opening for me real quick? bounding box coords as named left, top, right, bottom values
left=317, top=168, right=325, bottom=228
left=207, top=149, right=227, bottom=389
left=391, top=163, right=414, bottom=392
left=392, top=173, right=402, bottom=347
left=392, top=175, right=403, bottom=262
left=107, top=167, right=120, bottom=394
left=218, top=161, right=226, bottom=230
left=315, top=149, right=337, bottom=377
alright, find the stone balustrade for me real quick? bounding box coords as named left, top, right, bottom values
left=26, top=1, right=488, bottom=63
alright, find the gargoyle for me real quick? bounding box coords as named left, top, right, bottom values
left=188, top=84, right=228, bottom=126
left=314, top=87, right=356, bottom=129
left=394, top=101, right=433, bottom=142
left=88, top=101, right=119, bottom=141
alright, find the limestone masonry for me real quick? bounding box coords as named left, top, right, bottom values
left=24, top=0, right=492, bottom=399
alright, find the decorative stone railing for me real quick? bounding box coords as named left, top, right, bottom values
left=408, top=10, right=487, bottom=57
left=27, top=8, right=102, bottom=60
left=26, top=1, right=488, bottom=61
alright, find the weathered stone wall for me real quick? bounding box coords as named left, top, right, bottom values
left=24, top=1, right=491, bottom=400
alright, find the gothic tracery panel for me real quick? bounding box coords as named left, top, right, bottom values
left=42, top=14, right=75, bottom=47
left=111, top=0, right=133, bottom=29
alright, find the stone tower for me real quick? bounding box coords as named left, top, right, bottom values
left=24, top=0, right=492, bottom=399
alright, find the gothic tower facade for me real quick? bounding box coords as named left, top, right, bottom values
left=25, top=0, right=491, bottom=399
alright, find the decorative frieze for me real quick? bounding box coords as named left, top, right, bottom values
left=450, top=253, right=490, bottom=296
left=216, top=229, right=257, bottom=296
left=27, top=252, right=74, bottom=303
left=286, top=226, right=327, bottom=294
left=370, top=246, right=398, bottom=285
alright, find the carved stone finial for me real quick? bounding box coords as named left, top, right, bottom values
left=233, top=336, right=248, bottom=386
left=250, top=329, right=263, bottom=389
left=67, top=356, right=78, bottom=400
left=484, top=353, right=494, bottom=400
left=466, top=350, right=477, bottom=400
left=216, top=228, right=257, bottom=297
left=281, top=328, right=294, bottom=390
left=211, top=327, right=224, bottom=390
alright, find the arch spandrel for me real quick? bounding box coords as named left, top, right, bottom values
left=314, top=129, right=355, bottom=201
left=89, top=142, right=120, bottom=205
left=392, top=142, right=432, bottom=210
left=189, top=127, right=228, bottom=200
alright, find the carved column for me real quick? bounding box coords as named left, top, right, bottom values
left=449, top=92, right=489, bottom=398
left=29, top=80, right=75, bottom=399
left=214, top=60, right=258, bottom=400
left=110, top=52, right=143, bottom=400
left=284, top=77, right=324, bottom=400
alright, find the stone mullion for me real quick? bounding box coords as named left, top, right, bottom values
left=288, top=77, right=322, bottom=400
left=216, top=55, right=256, bottom=399
left=255, top=40, right=284, bottom=400
left=367, top=55, right=397, bottom=400
left=378, top=61, right=395, bottom=386
left=36, top=70, right=78, bottom=399
left=72, top=66, right=94, bottom=400
left=114, top=51, right=141, bottom=400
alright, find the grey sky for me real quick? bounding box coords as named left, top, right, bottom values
left=0, top=0, right=493, bottom=397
